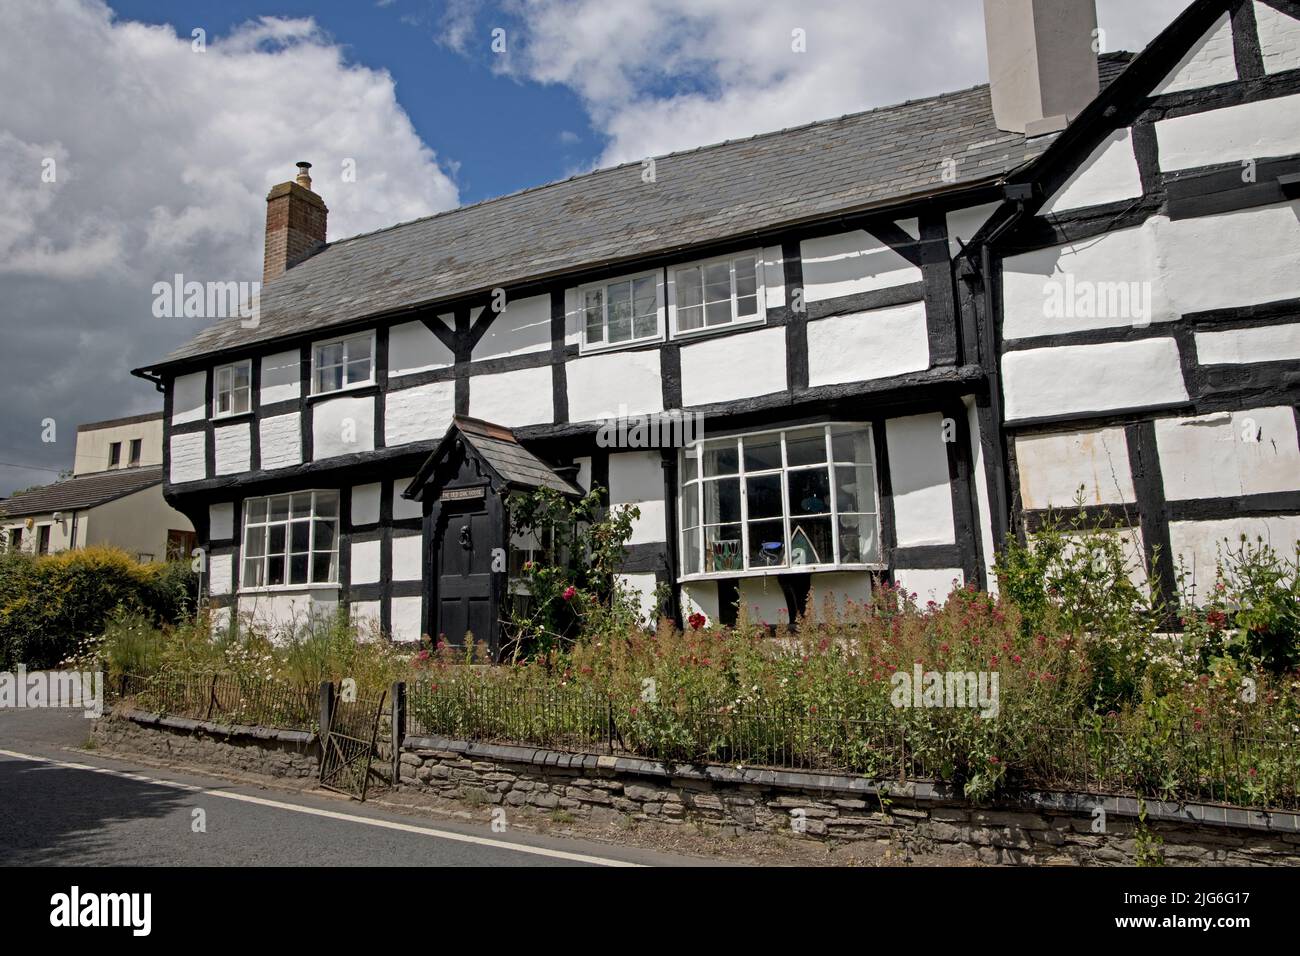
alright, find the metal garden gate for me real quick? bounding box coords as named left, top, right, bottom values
left=319, top=685, right=388, bottom=801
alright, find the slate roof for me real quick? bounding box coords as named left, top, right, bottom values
left=0, top=466, right=164, bottom=519
left=145, top=54, right=1133, bottom=371
left=406, top=417, right=583, bottom=499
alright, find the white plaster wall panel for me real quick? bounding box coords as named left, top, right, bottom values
left=1155, top=407, right=1300, bottom=501
left=352, top=482, right=381, bottom=526
left=894, top=567, right=964, bottom=605
left=964, top=398, right=998, bottom=597
left=574, top=456, right=592, bottom=491
left=1170, top=516, right=1300, bottom=596
left=563, top=288, right=582, bottom=348
left=392, top=532, right=423, bottom=581
left=168, top=432, right=206, bottom=483
left=800, top=230, right=922, bottom=303
left=1057, top=526, right=1150, bottom=595
left=1156, top=94, right=1300, bottom=171
left=1153, top=12, right=1237, bottom=94
left=737, top=577, right=790, bottom=625
left=392, top=478, right=423, bottom=520
left=616, top=572, right=660, bottom=627
left=681, top=582, right=721, bottom=625
left=680, top=327, right=786, bottom=407
left=473, top=294, right=551, bottom=361
left=171, top=371, right=206, bottom=425
left=806, top=301, right=929, bottom=387
left=1006, top=208, right=1300, bottom=340
left=1001, top=339, right=1189, bottom=423
left=1195, top=324, right=1300, bottom=365
left=208, top=552, right=233, bottom=596
left=258, top=414, right=301, bottom=470
left=946, top=202, right=1000, bottom=257
left=260, top=350, right=300, bottom=405
left=469, top=365, right=553, bottom=427
left=214, top=423, right=251, bottom=476
left=1039, top=128, right=1144, bottom=214
left=312, top=395, right=374, bottom=460
left=566, top=350, right=663, bottom=423
left=390, top=596, right=423, bottom=642
left=1256, top=1, right=1300, bottom=74
left=238, top=590, right=339, bottom=637
left=384, top=380, right=455, bottom=447
left=762, top=245, right=785, bottom=308
left=885, top=413, right=957, bottom=548
left=349, top=600, right=383, bottom=638
left=388, top=320, right=453, bottom=377
left=613, top=501, right=668, bottom=546
left=209, top=502, right=234, bottom=541
left=1157, top=205, right=1300, bottom=314
left=209, top=606, right=232, bottom=635
left=350, top=538, right=382, bottom=585
left=894, top=218, right=919, bottom=241
left=808, top=572, right=874, bottom=616
left=609, top=450, right=667, bottom=545
left=1015, top=427, right=1136, bottom=510
left=1002, top=223, right=1170, bottom=338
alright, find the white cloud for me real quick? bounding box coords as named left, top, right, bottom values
left=0, top=0, right=459, bottom=493
left=462, top=0, right=1191, bottom=166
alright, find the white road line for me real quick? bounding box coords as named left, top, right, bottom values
left=0, top=748, right=643, bottom=867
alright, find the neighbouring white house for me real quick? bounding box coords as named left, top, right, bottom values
left=0, top=412, right=196, bottom=562
left=131, top=0, right=1300, bottom=651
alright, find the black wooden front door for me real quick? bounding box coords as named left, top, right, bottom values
left=434, top=504, right=494, bottom=649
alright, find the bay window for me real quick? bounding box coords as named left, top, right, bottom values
left=241, top=491, right=339, bottom=588
left=671, top=251, right=764, bottom=336
left=679, top=424, right=880, bottom=577
left=313, top=332, right=374, bottom=394
left=580, top=272, right=661, bottom=351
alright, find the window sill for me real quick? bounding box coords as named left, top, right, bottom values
left=307, top=382, right=378, bottom=402
left=237, top=583, right=340, bottom=595
left=677, top=563, right=885, bottom=584
left=669, top=314, right=767, bottom=342
left=210, top=411, right=255, bottom=424
left=577, top=333, right=665, bottom=357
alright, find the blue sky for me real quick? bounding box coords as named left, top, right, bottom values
left=0, top=0, right=1190, bottom=493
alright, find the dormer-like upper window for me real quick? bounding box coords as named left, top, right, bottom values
left=313, top=332, right=374, bottom=394
left=213, top=360, right=252, bottom=417
left=670, top=251, right=765, bottom=338
left=578, top=272, right=663, bottom=353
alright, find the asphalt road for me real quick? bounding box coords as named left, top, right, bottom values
left=0, top=707, right=707, bottom=868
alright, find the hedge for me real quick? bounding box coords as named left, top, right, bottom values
left=0, top=546, right=196, bottom=669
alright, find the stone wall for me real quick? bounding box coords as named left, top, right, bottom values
left=400, top=735, right=1300, bottom=866
left=93, top=710, right=318, bottom=782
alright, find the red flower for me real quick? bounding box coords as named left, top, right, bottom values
left=688, top=612, right=707, bottom=630
left=562, top=586, right=577, bottom=601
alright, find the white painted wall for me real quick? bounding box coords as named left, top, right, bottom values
left=473, top=294, right=551, bottom=361
left=390, top=596, right=423, bottom=642
left=172, top=371, right=206, bottom=425
left=312, top=395, right=374, bottom=459
left=1155, top=406, right=1300, bottom=501
left=350, top=538, right=381, bottom=585
left=260, top=350, right=300, bottom=405
left=737, top=576, right=790, bottom=625
left=1002, top=339, right=1189, bottom=423
left=1170, top=516, right=1300, bottom=596
left=209, top=501, right=234, bottom=540
left=964, top=397, right=998, bottom=596
left=469, top=365, right=553, bottom=426
left=679, top=326, right=786, bottom=407
left=385, top=380, right=455, bottom=446
left=1195, top=323, right=1300, bottom=365
left=566, top=350, right=663, bottom=422
left=352, top=482, right=381, bottom=526
left=1153, top=12, right=1237, bottom=94
left=1039, top=127, right=1144, bottom=214
left=350, top=600, right=383, bottom=638
left=209, top=552, right=233, bottom=596
left=213, top=421, right=251, bottom=476
left=388, top=321, right=453, bottom=378
left=74, top=417, right=164, bottom=475
left=806, top=300, right=929, bottom=387
left=946, top=202, right=1001, bottom=256
left=608, top=450, right=667, bottom=545
left=800, top=229, right=921, bottom=303
left=82, top=485, right=193, bottom=561
left=236, top=589, right=340, bottom=637
left=1156, top=93, right=1300, bottom=171
left=885, top=413, right=956, bottom=547
left=616, top=572, right=660, bottom=627
left=762, top=245, right=785, bottom=309
left=680, top=581, right=720, bottom=625
left=894, top=567, right=964, bottom=605
left=1015, top=426, right=1136, bottom=510
left=1256, top=1, right=1300, bottom=74
left=393, top=479, right=423, bottom=520
left=169, top=432, right=205, bottom=483
left=392, top=532, right=422, bottom=580
left=808, top=572, right=874, bottom=617
left=259, top=414, right=301, bottom=470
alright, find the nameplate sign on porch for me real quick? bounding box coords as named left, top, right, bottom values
left=440, top=487, right=485, bottom=502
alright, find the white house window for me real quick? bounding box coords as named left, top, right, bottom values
left=214, top=360, right=252, bottom=416
left=579, top=273, right=661, bottom=351
left=671, top=251, right=764, bottom=337
left=241, top=491, right=339, bottom=588
left=313, top=332, right=374, bottom=394
left=679, top=423, right=880, bottom=578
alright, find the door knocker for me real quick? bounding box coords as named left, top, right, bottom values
left=459, top=524, right=471, bottom=549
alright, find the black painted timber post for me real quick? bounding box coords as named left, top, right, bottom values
left=318, top=681, right=335, bottom=746
left=391, top=681, right=406, bottom=787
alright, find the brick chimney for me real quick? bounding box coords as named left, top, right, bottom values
left=263, top=161, right=328, bottom=283
left=984, top=0, right=1100, bottom=136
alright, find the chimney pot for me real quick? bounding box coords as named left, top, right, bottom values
left=263, top=161, right=328, bottom=284
left=984, top=0, right=1100, bottom=135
